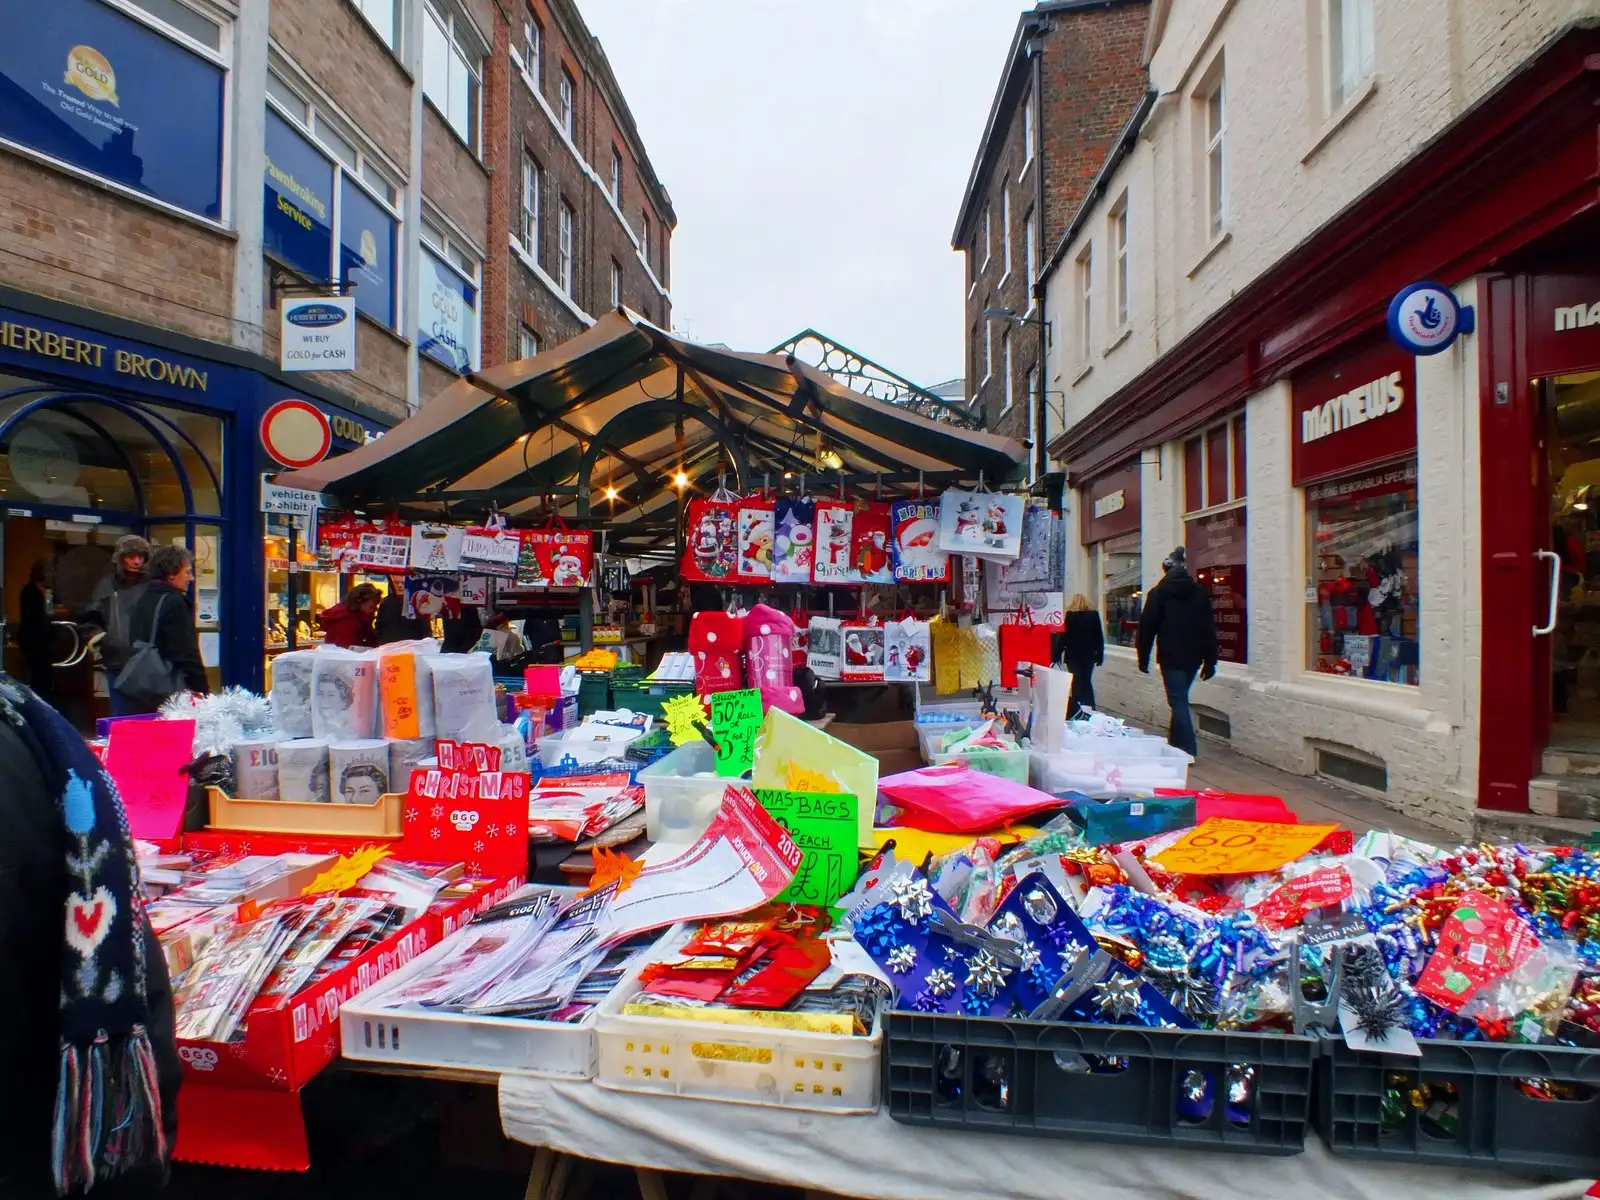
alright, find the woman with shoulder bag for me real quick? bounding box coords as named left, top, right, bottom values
left=113, top=546, right=208, bottom=715
left=1053, top=593, right=1105, bottom=718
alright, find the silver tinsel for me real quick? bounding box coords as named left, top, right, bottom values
left=162, top=687, right=279, bottom=756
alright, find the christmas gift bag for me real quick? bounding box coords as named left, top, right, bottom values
left=884, top=616, right=931, bottom=682
left=1002, top=500, right=1064, bottom=590
left=812, top=502, right=856, bottom=583
left=789, top=602, right=810, bottom=670
left=735, top=497, right=776, bottom=582
left=772, top=499, right=815, bottom=584
left=689, top=609, right=745, bottom=695
left=807, top=616, right=842, bottom=679
left=891, top=497, right=949, bottom=583
left=459, top=517, right=523, bottom=578
left=999, top=608, right=1058, bottom=688
left=957, top=625, right=981, bottom=691
left=518, top=520, right=594, bottom=588
left=851, top=501, right=893, bottom=584
left=931, top=618, right=960, bottom=695
left=841, top=620, right=885, bottom=682
left=937, top=488, right=1024, bottom=560
left=973, top=623, right=1002, bottom=690
left=680, top=497, right=740, bottom=582
left=410, top=523, right=464, bottom=572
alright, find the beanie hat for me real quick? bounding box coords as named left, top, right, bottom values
left=1163, top=546, right=1187, bottom=572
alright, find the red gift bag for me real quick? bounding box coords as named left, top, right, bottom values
left=517, top=515, right=593, bottom=588
left=680, top=498, right=740, bottom=582
left=789, top=602, right=809, bottom=670
left=851, top=501, right=893, bottom=584
left=689, top=610, right=745, bottom=694
left=999, top=607, right=1058, bottom=688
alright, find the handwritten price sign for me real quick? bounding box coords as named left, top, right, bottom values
left=711, top=688, right=762, bottom=778
left=1152, top=818, right=1338, bottom=876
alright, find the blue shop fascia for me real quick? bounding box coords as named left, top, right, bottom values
left=0, top=287, right=395, bottom=693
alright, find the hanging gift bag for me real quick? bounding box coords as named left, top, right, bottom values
left=891, top=497, right=949, bottom=583
left=772, top=498, right=815, bottom=584
left=884, top=616, right=931, bottom=683
left=812, top=502, right=856, bottom=583
left=689, top=609, right=744, bottom=695
left=956, top=624, right=981, bottom=691
left=790, top=602, right=810, bottom=671
left=459, top=516, right=523, bottom=578
left=973, top=623, right=1002, bottom=690
left=519, top=516, right=594, bottom=588
left=937, top=488, right=1024, bottom=560
left=410, top=523, right=464, bottom=572
left=852, top=501, right=893, bottom=584
left=840, top=619, right=885, bottom=682
left=999, top=606, right=1057, bottom=688
left=680, top=497, right=740, bottom=583
left=807, top=616, right=842, bottom=680
left=931, top=619, right=960, bottom=695
left=736, top=496, right=776, bottom=582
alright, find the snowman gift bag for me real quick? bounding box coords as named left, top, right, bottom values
left=812, top=502, right=856, bottom=583
left=772, top=499, right=815, bottom=584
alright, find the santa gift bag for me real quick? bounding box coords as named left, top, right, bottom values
left=772, top=499, right=815, bottom=584
left=807, top=616, right=842, bottom=679
left=518, top=520, right=594, bottom=588
left=937, top=488, right=1024, bottom=560
left=680, top=497, right=740, bottom=582
left=891, top=497, right=949, bottom=583
left=840, top=621, right=885, bottom=682
left=689, top=609, right=745, bottom=694
left=851, top=501, right=893, bottom=584
left=884, top=616, right=931, bottom=682
left=789, top=602, right=810, bottom=670
left=812, top=502, right=856, bottom=583
left=735, top=497, right=776, bottom=582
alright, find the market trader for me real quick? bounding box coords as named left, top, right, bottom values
left=0, top=674, right=179, bottom=1198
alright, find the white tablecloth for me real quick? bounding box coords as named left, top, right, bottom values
left=498, top=1075, right=1591, bottom=1200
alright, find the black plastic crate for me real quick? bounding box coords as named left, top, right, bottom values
left=884, top=1011, right=1317, bottom=1154
left=1317, top=1035, right=1600, bottom=1175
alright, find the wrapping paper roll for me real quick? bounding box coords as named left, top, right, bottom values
left=232, top=738, right=281, bottom=800
left=377, top=639, right=439, bottom=740
left=431, top=652, right=498, bottom=741
left=390, top=738, right=435, bottom=787
left=311, top=648, right=379, bottom=740
left=329, top=740, right=391, bottom=805
left=495, top=723, right=530, bottom=773
left=270, top=650, right=317, bottom=738
left=277, top=738, right=331, bottom=803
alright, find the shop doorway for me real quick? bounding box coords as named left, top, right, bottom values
left=1543, top=372, right=1600, bottom=751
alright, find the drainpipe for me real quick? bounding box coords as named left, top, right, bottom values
left=1030, top=36, right=1047, bottom=483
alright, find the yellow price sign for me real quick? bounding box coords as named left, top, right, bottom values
left=784, top=762, right=842, bottom=794
left=301, top=845, right=392, bottom=895
left=660, top=693, right=708, bottom=746
left=1151, top=819, right=1338, bottom=876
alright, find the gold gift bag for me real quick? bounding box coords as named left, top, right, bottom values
left=957, top=624, right=981, bottom=690
left=931, top=618, right=960, bottom=695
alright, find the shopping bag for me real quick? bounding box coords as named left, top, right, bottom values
left=516, top=519, right=593, bottom=588
left=931, top=619, right=960, bottom=695
left=851, top=501, right=893, bottom=584
left=772, top=499, right=815, bottom=584
left=891, top=497, right=949, bottom=583
left=1002, top=500, right=1064, bottom=589
left=459, top=518, right=522, bottom=578
left=812, top=502, right=856, bottom=583
left=956, top=624, right=980, bottom=690
left=113, top=593, right=184, bottom=704
left=807, top=616, right=842, bottom=680
left=736, top=497, right=775, bottom=582
left=937, top=488, right=1024, bottom=559
left=789, top=603, right=809, bottom=670
left=999, top=609, right=1058, bottom=688
left=884, top=617, right=931, bottom=682
left=973, top=623, right=1001, bottom=690
left=680, top=498, right=740, bottom=582
left=840, top=620, right=885, bottom=681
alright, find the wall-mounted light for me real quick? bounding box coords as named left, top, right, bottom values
left=984, top=305, right=1053, bottom=347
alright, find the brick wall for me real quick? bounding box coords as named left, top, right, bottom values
left=270, top=0, right=412, bottom=166
left=419, top=355, right=460, bottom=406
left=422, top=108, right=491, bottom=251
left=0, top=154, right=234, bottom=344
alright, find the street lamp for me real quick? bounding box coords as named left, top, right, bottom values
left=985, top=306, right=1052, bottom=346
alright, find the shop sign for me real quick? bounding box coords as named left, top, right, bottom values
left=280, top=296, right=355, bottom=372
left=0, top=0, right=225, bottom=220
left=1387, top=282, right=1475, bottom=356
left=1292, top=339, right=1417, bottom=486
left=1081, top=459, right=1141, bottom=545
left=1305, top=460, right=1418, bottom=506
left=0, top=309, right=231, bottom=402
left=419, top=250, right=479, bottom=374
left=260, top=399, right=332, bottom=469
left=1529, top=274, right=1600, bottom=378
left=260, top=476, right=329, bottom=517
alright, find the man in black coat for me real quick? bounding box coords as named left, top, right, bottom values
left=1136, top=546, right=1218, bottom=758
left=0, top=690, right=180, bottom=1198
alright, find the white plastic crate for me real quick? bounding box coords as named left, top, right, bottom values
left=927, top=744, right=1032, bottom=784
left=535, top=725, right=643, bottom=768
left=594, top=929, right=882, bottom=1113
left=636, top=741, right=726, bottom=842
left=915, top=721, right=979, bottom=763
left=1029, top=749, right=1102, bottom=792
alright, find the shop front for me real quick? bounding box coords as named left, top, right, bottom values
left=0, top=299, right=392, bottom=720
left=1079, top=459, right=1142, bottom=649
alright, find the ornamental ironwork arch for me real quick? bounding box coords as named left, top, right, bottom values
left=772, top=329, right=980, bottom=429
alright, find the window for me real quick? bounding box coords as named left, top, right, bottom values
left=1026, top=365, right=1039, bottom=484
left=639, top=211, right=651, bottom=268
left=265, top=83, right=402, bottom=329
left=983, top=205, right=992, bottom=267
left=1024, top=209, right=1037, bottom=306
left=1111, top=198, right=1129, bottom=329
left=1182, top=414, right=1248, bottom=664
left=519, top=326, right=541, bottom=360
left=983, top=319, right=993, bottom=383
left=1328, top=0, right=1374, bottom=110
left=419, top=220, right=480, bottom=372
left=351, top=0, right=401, bottom=52
left=1307, top=462, right=1419, bottom=684
left=1023, top=89, right=1036, bottom=166
left=519, top=154, right=541, bottom=257
left=610, top=259, right=622, bottom=309
left=423, top=1, right=482, bottom=152
left=522, top=14, right=542, bottom=85
left=1098, top=533, right=1143, bottom=648
left=558, top=69, right=575, bottom=138
left=968, top=236, right=978, bottom=287
left=0, top=0, right=227, bottom=221
left=558, top=200, right=575, bottom=295
left=1001, top=331, right=1013, bottom=414
left=1203, top=74, right=1226, bottom=236
left=1001, top=188, right=1012, bottom=279
left=610, top=147, right=623, bottom=201
left=1075, top=245, right=1093, bottom=362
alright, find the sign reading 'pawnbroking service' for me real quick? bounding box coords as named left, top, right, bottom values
left=281, top=296, right=356, bottom=372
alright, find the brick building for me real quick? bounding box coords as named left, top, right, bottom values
left=952, top=0, right=1150, bottom=478
left=0, top=0, right=671, bottom=706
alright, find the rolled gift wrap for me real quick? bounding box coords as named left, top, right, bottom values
left=310, top=648, right=380, bottom=741
left=231, top=738, right=281, bottom=800
left=270, top=650, right=317, bottom=738
left=431, top=652, right=498, bottom=742
left=389, top=737, right=435, bottom=787
left=276, top=738, right=331, bottom=804
left=329, top=739, right=391, bottom=805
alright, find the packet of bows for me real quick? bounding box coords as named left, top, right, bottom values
left=1414, top=892, right=1542, bottom=1013
left=1458, top=944, right=1580, bottom=1042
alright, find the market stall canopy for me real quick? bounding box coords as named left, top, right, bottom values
left=274, top=311, right=1026, bottom=553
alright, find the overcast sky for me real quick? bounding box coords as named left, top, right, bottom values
left=581, top=0, right=1028, bottom=390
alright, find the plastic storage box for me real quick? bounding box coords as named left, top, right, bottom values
left=610, top=680, right=695, bottom=719
left=636, top=741, right=728, bottom=842
left=595, top=929, right=882, bottom=1113
left=536, top=726, right=643, bottom=769
left=917, top=721, right=980, bottom=764
left=884, top=1011, right=1317, bottom=1154
left=1316, top=1035, right=1600, bottom=1175
left=927, top=741, right=1032, bottom=784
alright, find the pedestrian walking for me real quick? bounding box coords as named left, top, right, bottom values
left=0, top=674, right=180, bottom=1198
left=317, top=582, right=382, bottom=649
left=86, top=535, right=151, bottom=715
left=115, top=545, right=209, bottom=714
left=1136, top=547, right=1218, bottom=758
left=18, top=561, right=54, bottom=707
left=1053, top=593, right=1104, bottom=718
